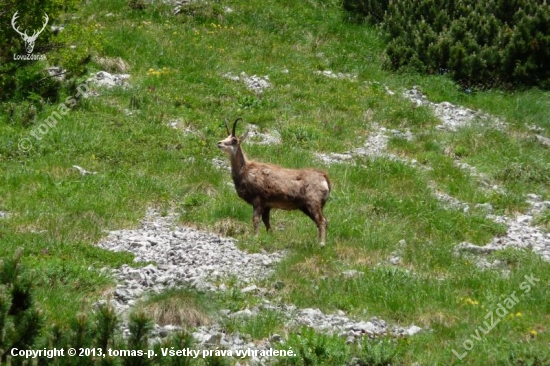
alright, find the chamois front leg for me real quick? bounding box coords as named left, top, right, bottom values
left=252, top=204, right=264, bottom=236
left=262, top=208, right=272, bottom=232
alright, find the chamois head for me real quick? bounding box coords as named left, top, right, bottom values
left=217, top=118, right=248, bottom=156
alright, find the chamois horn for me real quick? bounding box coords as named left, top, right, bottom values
left=232, top=118, right=242, bottom=137
left=224, top=118, right=231, bottom=135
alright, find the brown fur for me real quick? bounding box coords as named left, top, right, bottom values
left=218, top=119, right=331, bottom=245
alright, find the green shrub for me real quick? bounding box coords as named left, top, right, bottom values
left=344, top=0, right=550, bottom=89
left=0, top=249, right=44, bottom=364
left=278, top=327, right=350, bottom=365
left=342, top=0, right=390, bottom=24
left=354, top=337, right=401, bottom=366
left=0, top=0, right=99, bottom=103
left=281, top=124, right=320, bottom=146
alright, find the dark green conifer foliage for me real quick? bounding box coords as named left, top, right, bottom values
left=0, top=249, right=44, bottom=364
left=95, top=302, right=118, bottom=354
left=124, top=311, right=153, bottom=366
left=344, top=0, right=550, bottom=89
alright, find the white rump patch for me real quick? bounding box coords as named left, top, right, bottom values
left=321, top=179, right=329, bottom=192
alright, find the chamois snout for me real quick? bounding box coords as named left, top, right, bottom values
left=217, top=135, right=239, bottom=155
left=217, top=140, right=229, bottom=154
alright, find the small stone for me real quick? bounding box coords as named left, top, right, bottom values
left=526, top=193, right=541, bottom=202
left=342, top=270, right=363, bottom=278
left=159, top=329, right=168, bottom=338
left=270, top=334, right=282, bottom=343
left=535, top=134, right=550, bottom=147
left=517, top=215, right=532, bottom=224
left=354, top=321, right=376, bottom=334
left=241, top=285, right=258, bottom=293
left=389, top=256, right=401, bottom=265
left=233, top=309, right=253, bottom=317
left=204, top=333, right=222, bottom=345
left=407, top=325, right=423, bottom=336
left=475, top=203, right=494, bottom=213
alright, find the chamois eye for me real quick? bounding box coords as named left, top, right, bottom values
left=231, top=138, right=238, bottom=145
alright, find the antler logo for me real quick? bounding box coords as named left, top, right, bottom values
left=11, top=11, right=49, bottom=54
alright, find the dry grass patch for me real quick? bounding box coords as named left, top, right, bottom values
left=93, top=56, right=131, bottom=73
left=142, top=290, right=212, bottom=328
left=291, top=255, right=338, bottom=277
left=213, top=217, right=248, bottom=237
left=15, top=222, right=48, bottom=234
left=417, top=310, right=457, bottom=328
left=334, top=243, right=378, bottom=267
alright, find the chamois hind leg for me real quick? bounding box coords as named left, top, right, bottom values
left=299, top=207, right=315, bottom=222
left=317, top=212, right=327, bottom=246
left=313, top=207, right=327, bottom=246
left=262, top=208, right=272, bottom=232
left=300, top=205, right=327, bottom=246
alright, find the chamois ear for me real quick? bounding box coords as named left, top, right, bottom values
left=240, top=129, right=249, bottom=142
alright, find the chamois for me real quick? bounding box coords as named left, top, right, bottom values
left=217, top=118, right=331, bottom=245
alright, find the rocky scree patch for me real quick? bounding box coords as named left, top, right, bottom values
left=316, top=86, right=550, bottom=266
left=315, top=123, right=415, bottom=166
left=95, top=208, right=424, bottom=354
left=403, top=86, right=508, bottom=132
left=222, top=72, right=271, bottom=94
left=455, top=193, right=550, bottom=265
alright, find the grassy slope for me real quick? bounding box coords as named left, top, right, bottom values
left=1, top=0, right=549, bottom=364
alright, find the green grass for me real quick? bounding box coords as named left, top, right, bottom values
left=141, top=288, right=215, bottom=329
left=1, top=0, right=550, bottom=364
left=222, top=310, right=284, bottom=341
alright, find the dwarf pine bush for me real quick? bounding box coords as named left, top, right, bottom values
left=0, top=249, right=44, bottom=364
left=344, top=0, right=550, bottom=89
left=0, top=0, right=99, bottom=104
